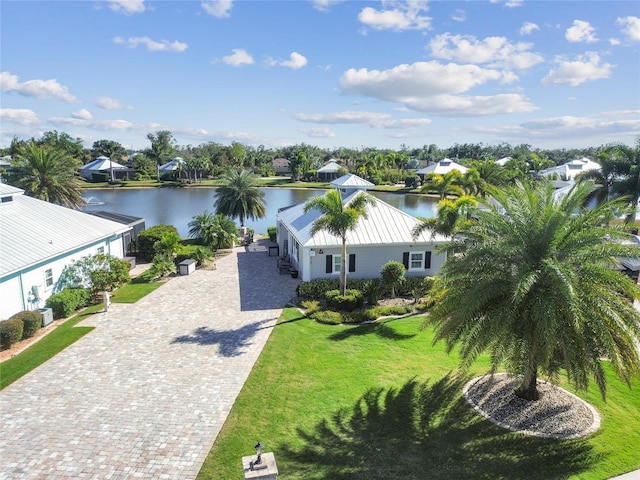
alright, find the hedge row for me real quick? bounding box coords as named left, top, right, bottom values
left=0, top=318, right=24, bottom=350
left=11, top=311, right=42, bottom=339
left=297, top=276, right=434, bottom=302
left=46, top=288, right=90, bottom=319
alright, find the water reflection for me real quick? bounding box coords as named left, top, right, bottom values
left=82, top=187, right=437, bottom=237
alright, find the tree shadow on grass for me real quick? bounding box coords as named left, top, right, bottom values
left=171, top=318, right=275, bottom=357
left=328, top=320, right=416, bottom=342
left=280, top=373, right=599, bottom=480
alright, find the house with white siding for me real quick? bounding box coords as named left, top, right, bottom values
left=0, top=184, right=132, bottom=320
left=275, top=174, right=448, bottom=283
left=416, top=158, right=468, bottom=181
left=538, top=157, right=601, bottom=180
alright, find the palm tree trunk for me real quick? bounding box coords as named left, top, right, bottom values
left=515, top=353, right=539, bottom=401
left=340, top=238, right=347, bottom=296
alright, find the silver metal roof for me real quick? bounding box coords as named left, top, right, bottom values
left=277, top=190, right=447, bottom=248
left=0, top=184, right=131, bottom=278
left=329, top=174, right=374, bottom=189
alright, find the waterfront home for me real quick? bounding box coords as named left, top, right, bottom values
left=538, top=157, right=601, bottom=180
left=275, top=174, right=447, bottom=282
left=80, top=156, right=128, bottom=181
left=0, top=184, right=132, bottom=319
left=416, top=158, right=468, bottom=180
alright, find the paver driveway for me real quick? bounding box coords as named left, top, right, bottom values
left=0, top=241, right=300, bottom=479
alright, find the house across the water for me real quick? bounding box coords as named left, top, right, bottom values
left=275, top=174, right=447, bottom=283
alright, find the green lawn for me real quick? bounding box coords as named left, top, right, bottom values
left=198, top=309, right=640, bottom=480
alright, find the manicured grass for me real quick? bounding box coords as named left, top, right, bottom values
left=110, top=281, right=162, bottom=303
left=0, top=304, right=101, bottom=389
left=198, top=309, right=640, bottom=480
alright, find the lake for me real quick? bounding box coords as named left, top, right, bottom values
left=82, top=187, right=438, bottom=237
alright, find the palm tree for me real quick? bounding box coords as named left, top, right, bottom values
left=188, top=210, right=217, bottom=244
left=189, top=211, right=239, bottom=250
left=428, top=181, right=640, bottom=401
left=412, top=195, right=478, bottom=239
left=213, top=169, right=266, bottom=228
left=304, top=190, right=376, bottom=295
left=11, top=142, right=85, bottom=208
left=420, top=172, right=464, bottom=199
left=608, top=139, right=640, bottom=220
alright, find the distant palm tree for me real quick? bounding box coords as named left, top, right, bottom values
left=608, top=139, right=640, bottom=220
left=304, top=190, right=376, bottom=295
left=214, top=169, right=266, bottom=227
left=11, top=142, right=85, bottom=208
left=428, top=181, right=640, bottom=401
left=420, top=172, right=464, bottom=199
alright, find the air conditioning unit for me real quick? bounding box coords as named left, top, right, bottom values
left=37, top=308, right=54, bottom=327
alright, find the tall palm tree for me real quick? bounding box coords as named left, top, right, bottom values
left=213, top=169, right=266, bottom=227
left=304, top=190, right=376, bottom=295
left=11, top=142, right=85, bottom=208
left=420, top=172, right=464, bottom=199
left=608, top=139, right=640, bottom=220
left=412, top=195, right=478, bottom=239
left=428, top=181, right=640, bottom=401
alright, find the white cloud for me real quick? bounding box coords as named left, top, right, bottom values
left=312, top=0, right=344, bottom=12
left=565, top=20, right=598, bottom=43
left=279, top=52, right=308, bottom=70
left=222, top=49, right=254, bottom=66
left=609, top=38, right=621, bottom=46
left=71, top=109, right=92, bottom=120
left=113, top=36, right=188, bottom=52
left=428, top=33, right=543, bottom=70
left=302, top=127, right=336, bottom=138
left=0, top=108, right=40, bottom=125
left=505, top=0, right=523, bottom=7
left=617, top=16, right=640, bottom=42
left=295, top=110, right=431, bottom=129
left=520, top=22, right=539, bottom=35
left=542, top=52, right=613, bottom=86
left=451, top=9, right=466, bottom=22
left=339, top=62, right=536, bottom=116
left=201, top=0, right=233, bottom=18
left=0, top=71, right=77, bottom=103
left=96, top=96, right=130, bottom=110
left=108, top=0, right=145, bottom=15
left=358, top=1, right=431, bottom=32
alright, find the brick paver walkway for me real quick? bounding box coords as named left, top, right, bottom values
left=0, top=241, right=299, bottom=479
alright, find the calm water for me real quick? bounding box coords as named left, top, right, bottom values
left=82, top=187, right=437, bottom=237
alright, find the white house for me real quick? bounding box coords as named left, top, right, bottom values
left=158, top=157, right=185, bottom=173
left=0, top=184, right=132, bottom=320
left=275, top=174, right=448, bottom=282
left=416, top=158, right=468, bottom=179
left=316, top=159, right=342, bottom=181
left=80, top=156, right=128, bottom=181
left=496, top=157, right=513, bottom=166
left=539, top=157, right=601, bottom=180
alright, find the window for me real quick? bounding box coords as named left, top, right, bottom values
left=333, top=254, right=342, bottom=274
left=326, top=254, right=356, bottom=274
left=410, top=252, right=423, bottom=270
left=403, top=251, right=432, bottom=270
left=44, top=269, right=54, bottom=288
left=97, top=246, right=105, bottom=254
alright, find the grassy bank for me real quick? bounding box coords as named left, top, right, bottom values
left=198, top=309, right=640, bottom=480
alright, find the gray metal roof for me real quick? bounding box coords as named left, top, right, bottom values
left=329, top=174, right=374, bottom=189
left=0, top=184, right=131, bottom=278
left=277, top=190, right=447, bottom=248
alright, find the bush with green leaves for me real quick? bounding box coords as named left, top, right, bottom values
left=57, top=254, right=130, bottom=294
left=325, top=289, right=364, bottom=311
left=297, top=279, right=340, bottom=299
left=150, top=254, right=176, bottom=279
left=310, top=310, right=343, bottom=325
left=10, top=311, right=42, bottom=339
left=380, top=260, right=406, bottom=298
left=46, top=288, right=90, bottom=319
left=1, top=318, right=24, bottom=350
left=300, top=299, right=321, bottom=315
left=361, top=278, right=385, bottom=305
left=267, top=226, right=277, bottom=242
left=138, top=224, right=179, bottom=261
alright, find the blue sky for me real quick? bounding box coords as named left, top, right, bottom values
left=1, top=0, right=639, bottom=152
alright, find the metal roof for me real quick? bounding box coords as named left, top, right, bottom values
left=329, top=174, right=374, bottom=189
left=0, top=184, right=131, bottom=278
left=81, top=157, right=127, bottom=171
left=277, top=190, right=447, bottom=248
left=416, top=158, right=468, bottom=175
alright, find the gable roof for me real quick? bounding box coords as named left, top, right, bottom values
left=539, top=157, right=601, bottom=179
left=277, top=190, right=447, bottom=248
left=159, top=157, right=185, bottom=172
left=81, top=157, right=127, bottom=171
left=317, top=159, right=341, bottom=173
left=0, top=184, right=131, bottom=278
left=329, top=174, right=374, bottom=189
left=416, top=158, right=468, bottom=175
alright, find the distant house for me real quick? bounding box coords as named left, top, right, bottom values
left=316, top=159, right=342, bottom=181
left=275, top=174, right=447, bottom=282
left=416, top=158, right=468, bottom=180
left=273, top=158, right=290, bottom=176
left=0, top=184, right=133, bottom=319
left=80, top=156, right=129, bottom=182
left=158, top=157, right=185, bottom=173
left=538, top=158, right=601, bottom=180
left=496, top=157, right=513, bottom=166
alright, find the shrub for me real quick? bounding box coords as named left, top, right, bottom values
left=267, top=226, right=277, bottom=242
left=57, top=254, right=130, bottom=293
left=300, top=300, right=321, bottom=315
left=10, top=311, right=42, bottom=339
left=46, top=288, right=90, bottom=319
left=138, top=225, right=179, bottom=261
left=381, top=261, right=406, bottom=298
left=150, top=254, right=176, bottom=279
left=325, top=289, right=364, bottom=311
left=297, top=279, right=339, bottom=299
left=310, top=310, right=343, bottom=325
left=1, top=318, right=24, bottom=350
left=361, top=278, right=385, bottom=305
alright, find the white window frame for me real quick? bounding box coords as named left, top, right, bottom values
left=333, top=254, right=342, bottom=274
left=44, top=268, right=54, bottom=288
left=409, top=252, right=424, bottom=270
left=97, top=246, right=105, bottom=255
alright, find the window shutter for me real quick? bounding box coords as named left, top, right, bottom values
left=326, top=255, right=333, bottom=273
left=402, top=252, right=409, bottom=269
left=424, top=251, right=432, bottom=269
left=348, top=254, right=356, bottom=272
